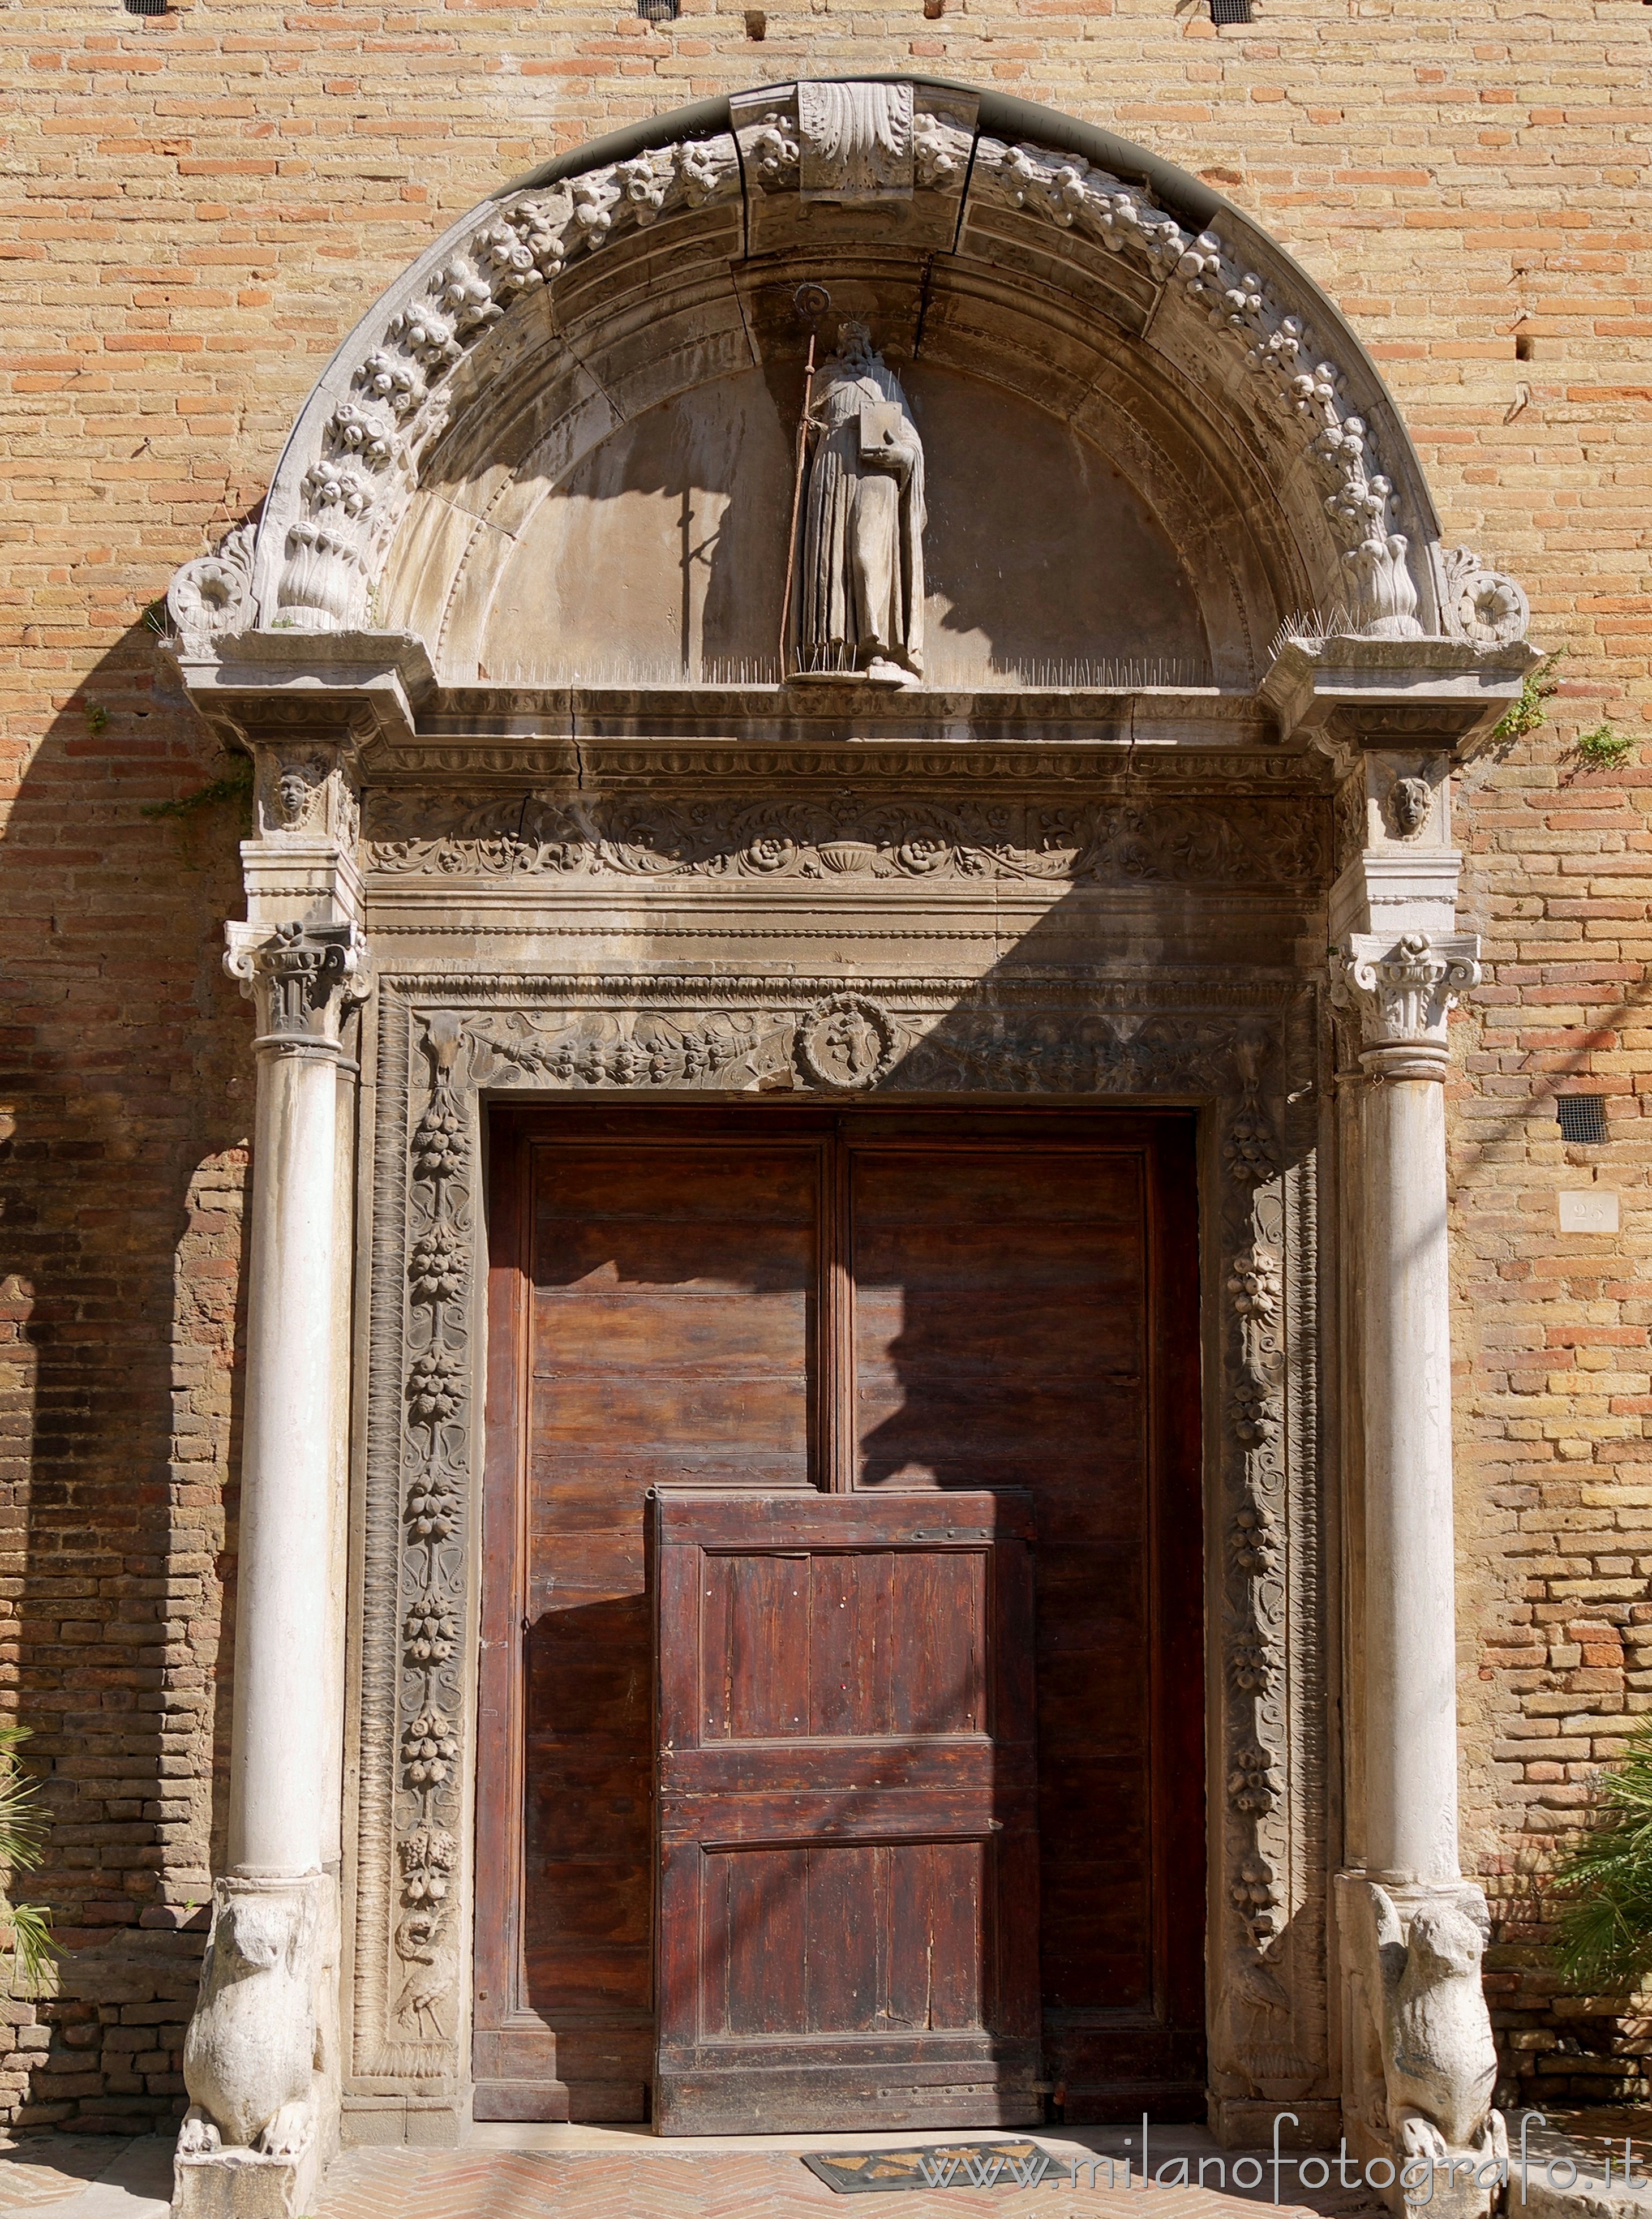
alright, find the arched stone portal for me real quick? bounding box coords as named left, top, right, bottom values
left=165, top=79, right=1539, bottom=2219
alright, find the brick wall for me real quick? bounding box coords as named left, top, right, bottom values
left=2, top=0, right=1649, bottom=2131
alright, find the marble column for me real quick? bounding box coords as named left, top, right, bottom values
left=228, top=922, right=366, bottom=1878
left=175, top=770, right=368, bottom=2217
left=1341, top=930, right=1479, bottom=1887
left=1333, top=818, right=1505, bottom=2215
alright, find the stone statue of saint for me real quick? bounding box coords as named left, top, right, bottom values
left=797, top=321, right=926, bottom=688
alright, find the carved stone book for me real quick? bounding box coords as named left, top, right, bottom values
left=858, top=402, right=902, bottom=462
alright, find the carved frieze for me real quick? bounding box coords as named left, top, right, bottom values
left=363, top=790, right=1328, bottom=888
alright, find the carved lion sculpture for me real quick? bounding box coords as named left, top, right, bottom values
left=1361, top=1883, right=1505, bottom=2170
left=178, top=1879, right=319, bottom=2160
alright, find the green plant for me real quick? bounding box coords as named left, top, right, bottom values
left=1491, top=650, right=1564, bottom=746
left=1552, top=1710, right=1652, bottom=1992
left=142, top=750, right=255, bottom=826
left=83, top=703, right=108, bottom=735
left=0, top=1726, right=55, bottom=1994
left=1573, top=720, right=1636, bottom=773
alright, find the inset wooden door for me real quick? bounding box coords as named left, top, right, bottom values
left=653, top=1489, right=1039, bottom=2133
left=476, top=1106, right=1203, bottom=2127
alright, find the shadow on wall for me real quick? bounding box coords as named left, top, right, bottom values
left=477, top=364, right=1212, bottom=689
left=0, top=611, right=252, bottom=2131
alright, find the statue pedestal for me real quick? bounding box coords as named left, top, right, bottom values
left=173, top=2140, right=320, bottom=2219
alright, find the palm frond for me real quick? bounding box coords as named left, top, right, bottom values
left=6, top=1907, right=55, bottom=1996
left=1553, top=1716, right=1652, bottom=1991
left=0, top=1726, right=48, bottom=1874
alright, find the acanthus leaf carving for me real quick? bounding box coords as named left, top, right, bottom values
left=224, top=918, right=371, bottom=1042
left=797, top=80, right=913, bottom=200
left=1334, top=930, right=1481, bottom=1070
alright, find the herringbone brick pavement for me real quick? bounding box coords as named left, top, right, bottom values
left=312, top=2149, right=1323, bottom=2219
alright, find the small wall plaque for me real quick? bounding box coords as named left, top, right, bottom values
left=1557, top=1189, right=1620, bottom=1234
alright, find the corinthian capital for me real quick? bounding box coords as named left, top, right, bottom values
left=1332, top=929, right=1481, bottom=1080
left=226, top=918, right=373, bottom=1049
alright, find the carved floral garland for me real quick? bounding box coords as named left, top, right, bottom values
left=390, top=1018, right=471, bottom=2044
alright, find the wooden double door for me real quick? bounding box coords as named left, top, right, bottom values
left=477, top=1106, right=1204, bottom=2131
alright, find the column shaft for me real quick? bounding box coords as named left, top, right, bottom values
left=1361, top=1073, right=1460, bottom=1883
left=229, top=1037, right=341, bottom=1879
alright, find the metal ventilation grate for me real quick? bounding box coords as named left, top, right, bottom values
left=1556, top=1095, right=1610, bottom=1145
left=637, top=0, right=679, bottom=20
left=1209, top=0, right=1254, bottom=19
left=123, top=0, right=169, bottom=14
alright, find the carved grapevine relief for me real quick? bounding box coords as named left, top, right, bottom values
left=1211, top=1015, right=1314, bottom=2101
left=389, top=1015, right=472, bottom=2048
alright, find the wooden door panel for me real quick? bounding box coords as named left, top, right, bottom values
left=654, top=1488, right=1040, bottom=2135
left=849, top=1138, right=1203, bottom=2119
left=474, top=1130, right=821, bottom=2124
left=478, top=1107, right=1204, bottom=2130
left=701, top=1839, right=990, bottom=2037
left=697, top=1548, right=986, bottom=1742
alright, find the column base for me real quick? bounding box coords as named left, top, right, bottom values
left=1336, top=1874, right=1503, bottom=2219
left=173, top=2134, right=322, bottom=2219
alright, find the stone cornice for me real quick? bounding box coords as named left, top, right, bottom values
left=1259, top=633, right=1541, bottom=759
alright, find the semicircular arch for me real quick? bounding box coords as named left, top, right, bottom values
left=188, top=79, right=1530, bottom=682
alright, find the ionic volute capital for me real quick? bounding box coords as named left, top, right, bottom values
left=1331, top=929, right=1481, bottom=1081
left=225, top=918, right=374, bottom=1049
